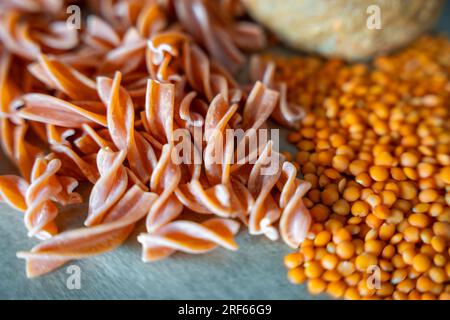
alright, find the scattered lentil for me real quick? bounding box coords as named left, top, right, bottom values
left=276, top=36, right=450, bottom=300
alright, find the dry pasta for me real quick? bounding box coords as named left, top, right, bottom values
left=0, top=0, right=312, bottom=278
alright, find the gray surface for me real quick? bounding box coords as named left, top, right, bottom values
left=1, top=2, right=450, bottom=300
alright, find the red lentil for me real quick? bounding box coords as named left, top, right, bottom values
left=279, top=36, right=450, bottom=300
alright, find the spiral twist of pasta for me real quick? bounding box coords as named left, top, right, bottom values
left=0, top=0, right=311, bottom=277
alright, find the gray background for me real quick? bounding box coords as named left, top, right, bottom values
left=1, top=2, right=449, bottom=300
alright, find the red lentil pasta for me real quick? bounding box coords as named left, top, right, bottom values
left=0, top=0, right=312, bottom=278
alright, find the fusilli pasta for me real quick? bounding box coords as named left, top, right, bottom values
left=0, top=0, right=312, bottom=277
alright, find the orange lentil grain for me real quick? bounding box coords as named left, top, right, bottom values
left=321, top=254, right=339, bottom=270
left=343, top=186, right=361, bottom=202
left=412, top=254, right=432, bottom=273
left=336, top=241, right=355, bottom=260
left=373, top=205, right=391, bottom=220
left=355, top=253, right=378, bottom=272
left=369, top=166, right=390, bottom=182
left=288, top=267, right=307, bottom=284
left=408, top=213, right=430, bottom=228
left=284, top=253, right=304, bottom=269
left=351, top=200, right=370, bottom=217
left=314, top=230, right=332, bottom=247
left=322, top=269, right=342, bottom=282
left=307, top=278, right=327, bottom=295
left=418, top=189, right=439, bottom=203
left=304, top=261, right=324, bottom=278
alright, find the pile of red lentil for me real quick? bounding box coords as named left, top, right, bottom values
left=274, top=36, right=450, bottom=300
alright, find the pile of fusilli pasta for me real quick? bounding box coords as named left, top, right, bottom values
left=0, top=0, right=311, bottom=277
